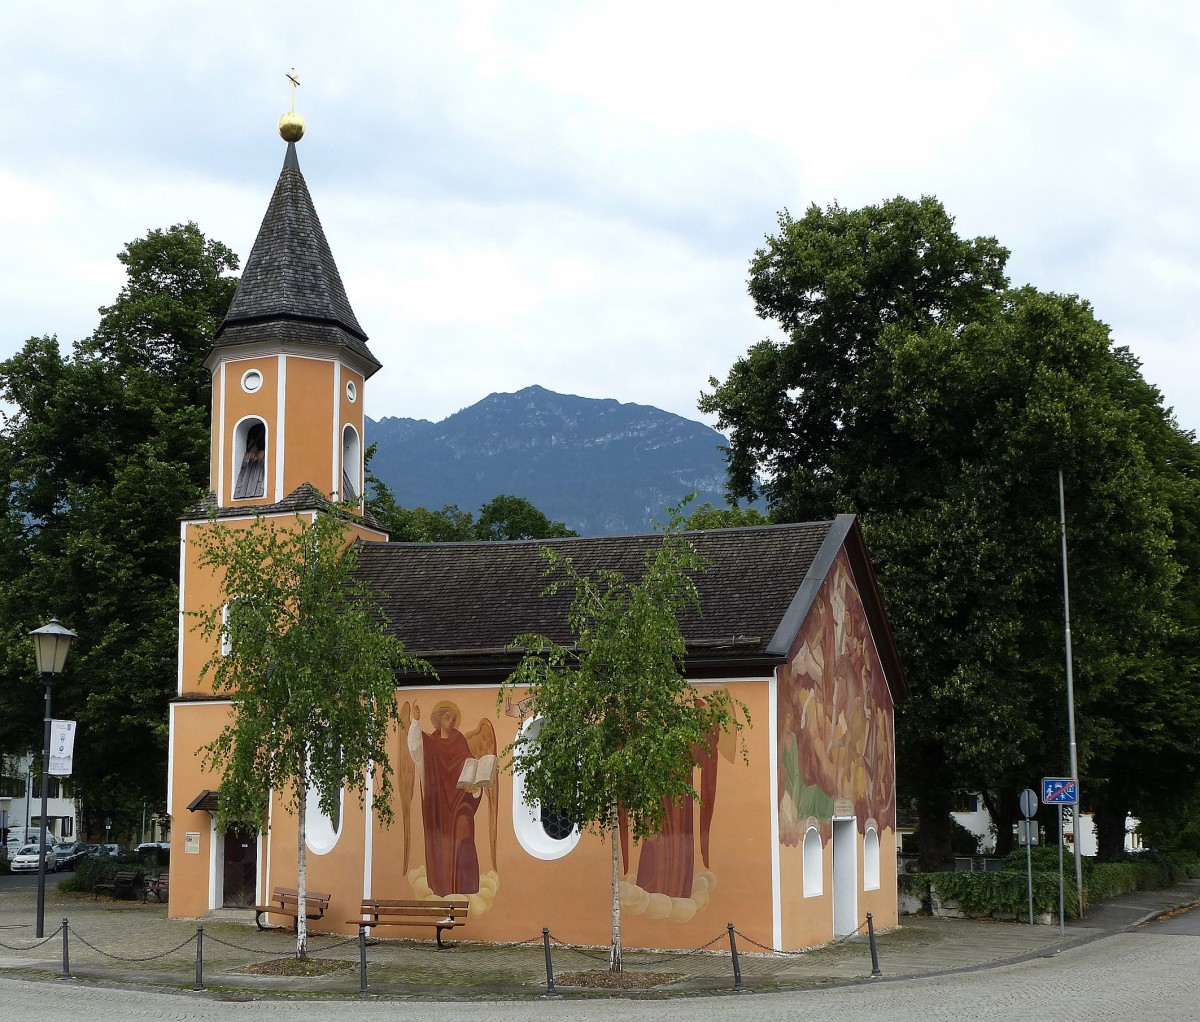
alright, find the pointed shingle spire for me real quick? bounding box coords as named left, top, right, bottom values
left=212, top=141, right=381, bottom=378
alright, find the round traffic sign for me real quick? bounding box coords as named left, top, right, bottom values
left=1019, top=788, right=1038, bottom=818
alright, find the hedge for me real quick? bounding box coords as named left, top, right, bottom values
left=919, top=849, right=1200, bottom=920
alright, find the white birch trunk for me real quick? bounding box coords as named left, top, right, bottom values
left=609, top=805, right=622, bottom=972
left=296, top=773, right=308, bottom=959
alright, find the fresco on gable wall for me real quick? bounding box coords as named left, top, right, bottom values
left=778, top=550, right=895, bottom=845
left=398, top=700, right=501, bottom=917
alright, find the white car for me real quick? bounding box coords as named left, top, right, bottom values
left=9, top=843, right=58, bottom=872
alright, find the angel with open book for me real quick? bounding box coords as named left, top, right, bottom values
left=404, top=700, right=498, bottom=897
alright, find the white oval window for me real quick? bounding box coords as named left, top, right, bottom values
left=345, top=381, right=357, bottom=403
left=241, top=369, right=263, bottom=394
left=511, top=716, right=580, bottom=860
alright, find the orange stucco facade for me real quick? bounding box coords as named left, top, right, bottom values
left=169, top=537, right=899, bottom=950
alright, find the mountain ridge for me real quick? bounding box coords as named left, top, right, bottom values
left=365, top=385, right=734, bottom=536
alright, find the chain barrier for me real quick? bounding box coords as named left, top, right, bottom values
left=546, top=932, right=612, bottom=964
left=68, top=927, right=197, bottom=963
left=731, top=916, right=868, bottom=956
left=0, top=927, right=62, bottom=952
left=625, top=929, right=730, bottom=964
left=201, top=931, right=359, bottom=956
left=545, top=926, right=739, bottom=966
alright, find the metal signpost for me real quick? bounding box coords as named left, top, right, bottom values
left=1019, top=787, right=1038, bottom=925
left=1042, top=777, right=1078, bottom=935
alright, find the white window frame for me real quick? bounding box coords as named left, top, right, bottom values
left=231, top=416, right=268, bottom=500
left=511, top=715, right=580, bottom=860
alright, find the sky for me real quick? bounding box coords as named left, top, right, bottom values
left=2, top=2, right=1199, bottom=436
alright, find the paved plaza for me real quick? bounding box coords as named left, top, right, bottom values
left=1, top=878, right=1197, bottom=1001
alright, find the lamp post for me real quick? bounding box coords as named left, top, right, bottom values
left=29, top=618, right=75, bottom=938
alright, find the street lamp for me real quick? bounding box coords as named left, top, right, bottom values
left=29, top=618, right=75, bottom=938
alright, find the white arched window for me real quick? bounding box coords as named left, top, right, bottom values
left=341, top=425, right=360, bottom=502
left=803, top=825, right=823, bottom=897
left=305, top=781, right=343, bottom=855
left=511, top=716, right=580, bottom=860
left=232, top=417, right=267, bottom=499
left=864, top=825, right=881, bottom=890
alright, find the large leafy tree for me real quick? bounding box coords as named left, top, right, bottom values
left=702, top=196, right=1009, bottom=519
left=875, top=287, right=1195, bottom=861
left=0, top=223, right=237, bottom=840
left=501, top=512, right=745, bottom=971
left=702, top=197, right=1199, bottom=865
left=191, top=505, right=431, bottom=958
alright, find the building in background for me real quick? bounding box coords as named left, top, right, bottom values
left=0, top=753, right=80, bottom=853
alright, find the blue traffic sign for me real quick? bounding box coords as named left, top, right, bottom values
left=1042, top=777, right=1078, bottom=805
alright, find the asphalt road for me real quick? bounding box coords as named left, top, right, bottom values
left=0, top=915, right=1196, bottom=1020
left=0, top=868, right=76, bottom=893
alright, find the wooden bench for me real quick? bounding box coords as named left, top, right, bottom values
left=253, top=886, right=333, bottom=931
left=147, top=872, right=169, bottom=903
left=94, top=870, right=146, bottom=902
left=348, top=898, right=469, bottom=949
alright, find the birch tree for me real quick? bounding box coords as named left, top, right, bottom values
left=501, top=512, right=747, bottom=972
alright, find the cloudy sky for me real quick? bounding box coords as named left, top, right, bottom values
left=3, top=2, right=1199, bottom=436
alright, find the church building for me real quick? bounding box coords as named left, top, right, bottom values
left=166, top=112, right=907, bottom=953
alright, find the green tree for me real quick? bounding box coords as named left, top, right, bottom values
left=701, top=196, right=1009, bottom=518
left=702, top=197, right=1198, bottom=866
left=682, top=501, right=770, bottom=530
left=365, top=458, right=576, bottom=542
left=500, top=511, right=746, bottom=971
left=473, top=494, right=576, bottom=540
left=0, top=223, right=238, bottom=835
left=191, top=504, right=432, bottom=957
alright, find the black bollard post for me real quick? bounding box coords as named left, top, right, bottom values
left=542, top=927, right=559, bottom=998
left=359, top=925, right=368, bottom=995
left=194, top=925, right=204, bottom=991
left=866, top=912, right=883, bottom=979
left=61, top=917, right=70, bottom=978
left=727, top=922, right=746, bottom=993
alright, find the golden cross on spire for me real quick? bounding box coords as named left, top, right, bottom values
left=286, top=68, right=300, bottom=112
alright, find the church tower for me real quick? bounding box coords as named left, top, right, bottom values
left=204, top=112, right=380, bottom=510
left=168, top=102, right=387, bottom=917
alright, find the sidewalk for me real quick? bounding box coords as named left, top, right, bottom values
left=1, top=879, right=1198, bottom=998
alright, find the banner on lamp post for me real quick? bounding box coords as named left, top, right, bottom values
left=48, top=720, right=76, bottom=776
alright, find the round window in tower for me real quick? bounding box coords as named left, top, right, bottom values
left=346, top=380, right=357, bottom=403
left=241, top=369, right=263, bottom=394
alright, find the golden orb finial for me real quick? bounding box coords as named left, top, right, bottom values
left=279, top=110, right=305, bottom=142
left=279, top=67, right=304, bottom=142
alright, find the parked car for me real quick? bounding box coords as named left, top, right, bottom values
left=55, top=840, right=86, bottom=869
left=100, top=844, right=124, bottom=857
left=10, top=843, right=58, bottom=872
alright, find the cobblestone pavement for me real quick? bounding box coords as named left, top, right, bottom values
left=0, top=878, right=1197, bottom=1006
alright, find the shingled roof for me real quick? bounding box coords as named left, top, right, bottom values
left=352, top=515, right=906, bottom=696
left=180, top=483, right=387, bottom=533
left=211, top=141, right=381, bottom=378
